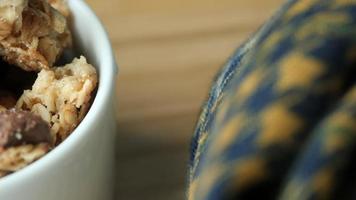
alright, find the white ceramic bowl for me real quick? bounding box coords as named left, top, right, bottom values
left=0, top=1, right=118, bottom=200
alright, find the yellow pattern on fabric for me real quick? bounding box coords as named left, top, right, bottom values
left=262, top=32, right=284, bottom=51
left=286, top=0, right=318, bottom=19
left=296, top=13, right=350, bottom=40
left=216, top=98, right=230, bottom=124
left=235, top=68, right=265, bottom=103
left=324, top=114, right=356, bottom=154
left=233, top=157, right=267, bottom=191
left=260, top=32, right=285, bottom=61
left=189, top=0, right=356, bottom=199
left=196, top=164, right=227, bottom=200
left=280, top=181, right=311, bottom=200
left=324, top=128, right=348, bottom=155
left=312, top=168, right=333, bottom=200
left=277, top=53, right=324, bottom=92
left=188, top=179, right=198, bottom=200
left=345, top=85, right=356, bottom=101
left=258, top=103, right=303, bottom=146
left=323, top=87, right=356, bottom=154
left=333, top=0, right=356, bottom=8
left=211, top=114, right=246, bottom=155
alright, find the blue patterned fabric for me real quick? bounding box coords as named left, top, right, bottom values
left=188, top=0, right=356, bottom=199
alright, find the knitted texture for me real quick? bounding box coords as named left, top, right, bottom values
left=188, top=0, right=356, bottom=199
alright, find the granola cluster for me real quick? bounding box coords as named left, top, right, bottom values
left=0, top=0, right=98, bottom=177
left=17, top=56, right=97, bottom=144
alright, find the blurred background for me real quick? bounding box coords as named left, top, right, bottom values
left=86, top=0, right=282, bottom=199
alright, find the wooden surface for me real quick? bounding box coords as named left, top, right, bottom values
left=85, top=0, right=283, bottom=199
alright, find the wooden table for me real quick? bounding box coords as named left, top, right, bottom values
left=86, top=0, right=283, bottom=199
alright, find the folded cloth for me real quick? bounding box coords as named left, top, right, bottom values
left=188, top=0, right=356, bottom=199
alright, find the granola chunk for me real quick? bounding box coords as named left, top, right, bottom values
left=0, top=0, right=72, bottom=71
left=17, top=56, right=98, bottom=143
left=0, top=143, right=49, bottom=175
left=0, top=0, right=26, bottom=40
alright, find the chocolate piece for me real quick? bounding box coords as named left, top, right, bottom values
left=0, top=110, right=52, bottom=147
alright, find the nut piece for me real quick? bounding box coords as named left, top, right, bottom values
left=17, top=56, right=98, bottom=143
left=0, top=109, right=52, bottom=147
left=0, top=0, right=72, bottom=71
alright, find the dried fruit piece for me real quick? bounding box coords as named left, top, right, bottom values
left=17, top=56, right=97, bottom=143
left=0, top=0, right=72, bottom=71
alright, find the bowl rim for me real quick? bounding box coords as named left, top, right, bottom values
left=0, top=0, right=117, bottom=186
